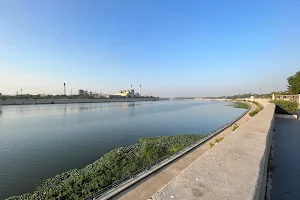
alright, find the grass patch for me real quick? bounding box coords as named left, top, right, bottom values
left=232, top=124, right=239, bottom=131
left=234, top=102, right=249, bottom=109
left=210, top=137, right=224, bottom=148
left=228, top=102, right=249, bottom=109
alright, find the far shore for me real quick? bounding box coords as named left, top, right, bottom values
left=0, top=97, right=169, bottom=106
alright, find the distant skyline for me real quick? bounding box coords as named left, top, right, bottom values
left=1, top=0, right=299, bottom=97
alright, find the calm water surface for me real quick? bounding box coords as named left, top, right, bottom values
left=0, top=100, right=244, bottom=199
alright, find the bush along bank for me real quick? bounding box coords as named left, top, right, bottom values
left=249, top=101, right=263, bottom=117
left=8, top=134, right=205, bottom=200
left=271, top=100, right=298, bottom=115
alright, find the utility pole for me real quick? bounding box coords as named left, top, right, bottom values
left=21, top=89, right=22, bottom=95
left=260, top=88, right=262, bottom=96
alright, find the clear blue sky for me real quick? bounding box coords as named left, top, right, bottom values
left=1, top=0, right=299, bottom=97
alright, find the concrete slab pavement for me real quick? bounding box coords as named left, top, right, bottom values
left=151, top=104, right=275, bottom=200
left=270, top=118, right=300, bottom=200
left=112, top=104, right=255, bottom=200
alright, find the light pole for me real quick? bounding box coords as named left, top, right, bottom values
left=260, top=88, right=261, bottom=96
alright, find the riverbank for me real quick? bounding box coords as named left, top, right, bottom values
left=0, top=98, right=167, bottom=106
left=7, top=135, right=205, bottom=200
left=2, top=101, right=247, bottom=199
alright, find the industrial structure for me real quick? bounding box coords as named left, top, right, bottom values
left=140, top=85, right=142, bottom=96
left=78, top=89, right=88, bottom=96
left=64, top=83, right=66, bottom=95
left=106, top=85, right=143, bottom=99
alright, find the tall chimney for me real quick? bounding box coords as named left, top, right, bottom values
left=64, top=83, right=66, bottom=95
left=140, top=85, right=141, bottom=96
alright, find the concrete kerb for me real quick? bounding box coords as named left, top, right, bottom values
left=254, top=109, right=275, bottom=200
left=91, top=103, right=251, bottom=200
left=275, top=114, right=297, bottom=119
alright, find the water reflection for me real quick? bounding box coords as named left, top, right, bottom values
left=0, top=102, right=144, bottom=116
left=0, top=100, right=245, bottom=199
left=128, top=103, right=135, bottom=119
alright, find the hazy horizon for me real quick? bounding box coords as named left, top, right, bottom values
left=1, top=0, right=299, bottom=97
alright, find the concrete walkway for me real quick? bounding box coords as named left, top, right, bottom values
left=112, top=105, right=255, bottom=200
left=270, top=118, right=300, bottom=200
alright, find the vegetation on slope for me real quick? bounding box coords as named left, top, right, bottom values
left=8, top=134, right=205, bottom=200
left=271, top=100, right=298, bottom=115
left=249, top=109, right=260, bottom=117
left=249, top=101, right=263, bottom=117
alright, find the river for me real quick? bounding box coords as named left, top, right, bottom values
left=0, top=100, right=245, bottom=199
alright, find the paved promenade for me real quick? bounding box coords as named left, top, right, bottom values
left=112, top=105, right=255, bottom=200
left=270, top=118, right=300, bottom=200
left=151, top=104, right=275, bottom=200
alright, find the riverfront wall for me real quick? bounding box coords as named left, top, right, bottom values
left=0, top=98, right=163, bottom=105
left=152, top=104, right=275, bottom=200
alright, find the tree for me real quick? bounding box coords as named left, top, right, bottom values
left=287, top=71, right=300, bottom=94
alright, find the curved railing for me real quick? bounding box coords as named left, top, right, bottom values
left=85, top=103, right=251, bottom=200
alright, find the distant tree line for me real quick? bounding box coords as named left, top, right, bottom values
left=0, top=94, right=157, bottom=100
left=212, top=71, right=300, bottom=99
left=0, top=94, right=107, bottom=100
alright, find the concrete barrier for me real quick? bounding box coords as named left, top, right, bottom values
left=152, top=104, right=275, bottom=200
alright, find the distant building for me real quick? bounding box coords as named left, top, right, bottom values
left=107, top=89, right=135, bottom=98
left=78, top=89, right=89, bottom=96
left=78, top=89, right=84, bottom=95
left=116, top=89, right=134, bottom=97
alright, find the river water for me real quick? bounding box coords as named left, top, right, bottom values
left=0, top=100, right=245, bottom=199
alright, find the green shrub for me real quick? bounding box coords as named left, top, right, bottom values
left=248, top=101, right=263, bottom=117
left=249, top=109, right=260, bottom=117
left=232, top=124, right=239, bottom=131
left=271, top=100, right=298, bottom=115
